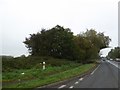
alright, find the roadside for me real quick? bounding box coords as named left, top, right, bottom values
left=2, top=63, right=98, bottom=88
left=36, top=63, right=98, bottom=88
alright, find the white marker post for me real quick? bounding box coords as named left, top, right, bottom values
left=43, top=62, right=45, bottom=70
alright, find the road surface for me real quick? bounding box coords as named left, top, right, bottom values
left=38, top=60, right=119, bottom=88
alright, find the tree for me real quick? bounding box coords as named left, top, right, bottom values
left=108, top=47, right=120, bottom=59
left=75, top=29, right=111, bottom=63
left=24, top=25, right=76, bottom=60
left=24, top=26, right=111, bottom=63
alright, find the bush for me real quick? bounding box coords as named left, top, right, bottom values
left=2, top=56, right=77, bottom=72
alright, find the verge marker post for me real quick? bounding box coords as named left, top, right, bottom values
left=43, top=62, right=45, bottom=70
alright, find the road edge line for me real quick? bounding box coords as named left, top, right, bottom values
left=107, top=61, right=120, bottom=69
left=91, top=64, right=100, bottom=75
left=37, top=63, right=99, bottom=88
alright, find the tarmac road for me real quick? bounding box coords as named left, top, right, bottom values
left=43, top=60, right=119, bottom=89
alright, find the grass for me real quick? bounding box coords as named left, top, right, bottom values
left=3, top=63, right=96, bottom=88
left=2, top=56, right=77, bottom=72
left=2, top=63, right=80, bottom=81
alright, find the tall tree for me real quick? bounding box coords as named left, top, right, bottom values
left=24, top=26, right=111, bottom=63
left=75, top=29, right=111, bottom=63
left=24, top=25, right=76, bottom=60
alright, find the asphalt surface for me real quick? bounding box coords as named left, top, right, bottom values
left=40, top=60, right=119, bottom=88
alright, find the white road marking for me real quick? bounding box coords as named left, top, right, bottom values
left=107, top=60, right=120, bottom=69
left=69, top=86, right=74, bottom=88
left=58, top=85, right=66, bottom=89
left=91, top=65, right=100, bottom=75
left=75, top=81, right=79, bottom=84
left=79, top=78, right=83, bottom=81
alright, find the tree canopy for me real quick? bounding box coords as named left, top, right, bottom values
left=74, top=29, right=111, bottom=63
left=24, top=25, right=111, bottom=63
left=107, top=47, right=120, bottom=59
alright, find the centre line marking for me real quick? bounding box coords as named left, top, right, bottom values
left=75, top=81, right=79, bottom=84
left=79, top=78, right=83, bottom=81
left=69, top=86, right=74, bottom=88
left=91, top=64, right=100, bottom=75
left=58, top=85, right=66, bottom=89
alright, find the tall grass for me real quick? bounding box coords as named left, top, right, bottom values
left=2, top=63, right=80, bottom=81
left=3, top=63, right=95, bottom=88
left=2, top=56, right=77, bottom=72
left=2, top=56, right=96, bottom=88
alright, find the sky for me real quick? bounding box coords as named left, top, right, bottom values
left=0, top=0, right=119, bottom=57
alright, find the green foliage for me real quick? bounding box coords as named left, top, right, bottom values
left=107, top=47, right=120, bottom=59
left=2, top=56, right=76, bottom=72
left=74, top=29, right=111, bottom=63
left=3, top=63, right=95, bottom=88
left=24, top=25, right=76, bottom=60
left=2, top=63, right=80, bottom=81
left=23, top=25, right=111, bottom=63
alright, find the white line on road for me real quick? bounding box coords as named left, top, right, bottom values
left=107, top=60, right=120, bottom=69
left=69, top=86, right=74, bottom=88
left=58, top=85, right=66, bottom=89
left=75, top=81, right=79, bottom=84
left=91, top=65, right=100, bottom=75
left=79, top=78, right=83, bottom=81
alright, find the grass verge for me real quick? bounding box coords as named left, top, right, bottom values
left=3, top=63, right=96, bottom=88
left=2, top=63, right=80, bottom=82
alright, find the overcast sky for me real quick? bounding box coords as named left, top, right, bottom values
left=0, top=0, right=119, bottom=57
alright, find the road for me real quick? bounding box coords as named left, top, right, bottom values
left=39, top=60, right=119, bottom=88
